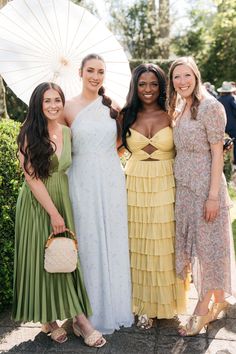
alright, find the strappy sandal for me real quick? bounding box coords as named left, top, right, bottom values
left=137, top=314, right=153, bottom=330
left=72, top=318, right=106, bottom=348
left=178, top=311, right=212, bottom=336
left=42, top=323, right=68, bottom=343
left=209, top=301, right=229, bottom=322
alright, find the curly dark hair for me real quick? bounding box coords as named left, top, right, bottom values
left=120, top=63, right=167, bottom=150
left=17, top=82, right=65, bottom=179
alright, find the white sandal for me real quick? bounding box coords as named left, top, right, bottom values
left=72, top=318, right=106, bottom=348
left=42, top=323, right=68, bottom=343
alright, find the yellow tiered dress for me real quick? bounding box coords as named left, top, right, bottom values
left=125, top=126, right=188, bottom=319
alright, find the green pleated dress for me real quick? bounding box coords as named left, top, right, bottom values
left=12, top=126, right=92, bottom=324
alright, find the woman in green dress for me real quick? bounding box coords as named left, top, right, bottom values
left=12, top=82, right=106, bottom=347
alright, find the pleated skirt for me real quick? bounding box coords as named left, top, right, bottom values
left=126, top=158, right=189, bottom=319
left=12, top=173, right=92, bottom=324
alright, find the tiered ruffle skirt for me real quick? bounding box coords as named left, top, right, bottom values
left=126, top=158, right=189, bottom=318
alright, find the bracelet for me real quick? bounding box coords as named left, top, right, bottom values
left=207, top=198, right=219, bottom=202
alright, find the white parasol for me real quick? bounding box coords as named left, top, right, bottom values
left=0, top=0, right=131, bottom=106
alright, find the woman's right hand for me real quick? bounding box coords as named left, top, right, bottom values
left=50, top=213, right=66, bottom=235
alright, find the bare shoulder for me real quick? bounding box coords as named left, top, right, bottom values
left=62, top=96, right=82, bottom=127
left=160, top=110, right=172, bottom=126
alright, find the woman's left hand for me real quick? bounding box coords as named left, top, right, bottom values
left=204, top=199, right=220, bottom=222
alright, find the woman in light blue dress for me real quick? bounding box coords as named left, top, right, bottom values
left=59, top=54, right=133, bottom=334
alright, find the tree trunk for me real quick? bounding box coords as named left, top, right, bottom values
left=0, top=0, right=9, bottom=120
left=159, top=0, right=170, bottom=59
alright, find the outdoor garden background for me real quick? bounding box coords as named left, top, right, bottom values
left=0, top=0, right=236, bottom=313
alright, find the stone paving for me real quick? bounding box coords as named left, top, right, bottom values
left=0, top=285, right=236, bottom=354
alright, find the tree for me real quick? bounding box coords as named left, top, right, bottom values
left=72, top=0, right=98, bottom=15
left=172, top=0, right=236, bottom=87
left=109, top=0, right=170, bottom=60
left=202, top=0, right=236, bottom=86
left=159, top=0, right=170, bottom=59
left=0, top=0, right=9, bottom=120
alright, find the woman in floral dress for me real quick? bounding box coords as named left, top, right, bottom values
left=167, top=56, right=236, bottom=336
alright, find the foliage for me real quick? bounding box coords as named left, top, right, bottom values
left=129, top=58, right=172, bottom=73
left=0, top=77, right=9, bottom=120
left=0, top=119, right=22, bottom=311
left=172, top=0, right=236, bottom=87
left=201, top=0, right=236, bottom=87
left=224, top=150, right=233, bottom=184
left=171, top=8, right=213, bottom=61
left=5, top=82, right=27, bottom=122
left=72, top=0, right=98, bottom=15
left=232, top=220, right=236, bottom=252
left=109, top=0, right=169, bottom=60
left=228, top=184, right=236, bottom=200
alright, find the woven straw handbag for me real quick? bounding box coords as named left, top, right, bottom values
left=44, top=228, right=78, bottom=273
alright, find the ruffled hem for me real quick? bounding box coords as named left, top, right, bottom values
left=132, top=268, right=176, bottom=286
left=125, top=159, right=174, bottom=178
left=132, top=278, right=189, bottom=318
left=129, top=237, right=174, bottom=256
left=126, top=156, right=189, bottom=318
left=126, top=174, right=175, bottom=193
left=131, top=252, right=174, bottom=271
left=128, top=204, right=175, bottom=223
left=128, top=188, right=175, bottom=207
left=129, top=221, right=175, bottom=239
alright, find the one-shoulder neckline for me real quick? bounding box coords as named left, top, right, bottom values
left=129, top=126, right=171, bottom=139
left=71, top=96, right=102, bottom=129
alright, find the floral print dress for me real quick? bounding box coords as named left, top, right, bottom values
left=173, top=97, right=236, bottom=300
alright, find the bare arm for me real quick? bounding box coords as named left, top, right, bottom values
left=204, top=141, right=223, bottom=222
left=19, top=151, right=66, bottom=234
left=57, top=110, right=69, bottom=126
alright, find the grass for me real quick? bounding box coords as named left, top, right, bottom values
left=229, top=184, right=236, bottom=251
left=228, top=184, right=236, bottom=200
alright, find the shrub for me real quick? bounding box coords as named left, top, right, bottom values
left=129, top=58, right=172, bottom=73
left=5, top=80, right=27, bottom=123
left=224, top=150, right=233, bottom=184
left=0, top=119, right=22, bottom=312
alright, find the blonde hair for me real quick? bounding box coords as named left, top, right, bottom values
left=167, top=56, right=202, bottom=120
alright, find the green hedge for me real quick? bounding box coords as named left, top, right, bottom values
left=129, top=58, right=172, bottom=72
left=0, top=119, right=22, bottom=312
left=224, top=150, right=233, bottom=183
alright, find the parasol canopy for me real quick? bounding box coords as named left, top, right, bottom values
left=0, top=0, right=131, bottom=106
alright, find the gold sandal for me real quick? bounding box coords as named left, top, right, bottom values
left=137, top=314, right=153, bottom=330
left=72, top=318, right=106, bottom=348
left=42, top=323, right=68, bottom=343
left=178, top=311, right=212, bottom=336
left=209, top=301, right=229, bottom=322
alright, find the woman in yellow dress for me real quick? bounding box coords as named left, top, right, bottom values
left=120, top=64, right=188, bottom=328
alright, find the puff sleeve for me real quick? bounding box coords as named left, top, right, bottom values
left=202, top=99, right=226, bottom=144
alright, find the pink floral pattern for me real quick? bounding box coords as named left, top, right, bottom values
left=174, top=97, right=236, bottom=300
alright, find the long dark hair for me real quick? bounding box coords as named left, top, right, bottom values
left=121, top=63, right=167, bottom=150
left=17, top=82, right=65, bottom=179
left=80, top=53, right=119, bottom=120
